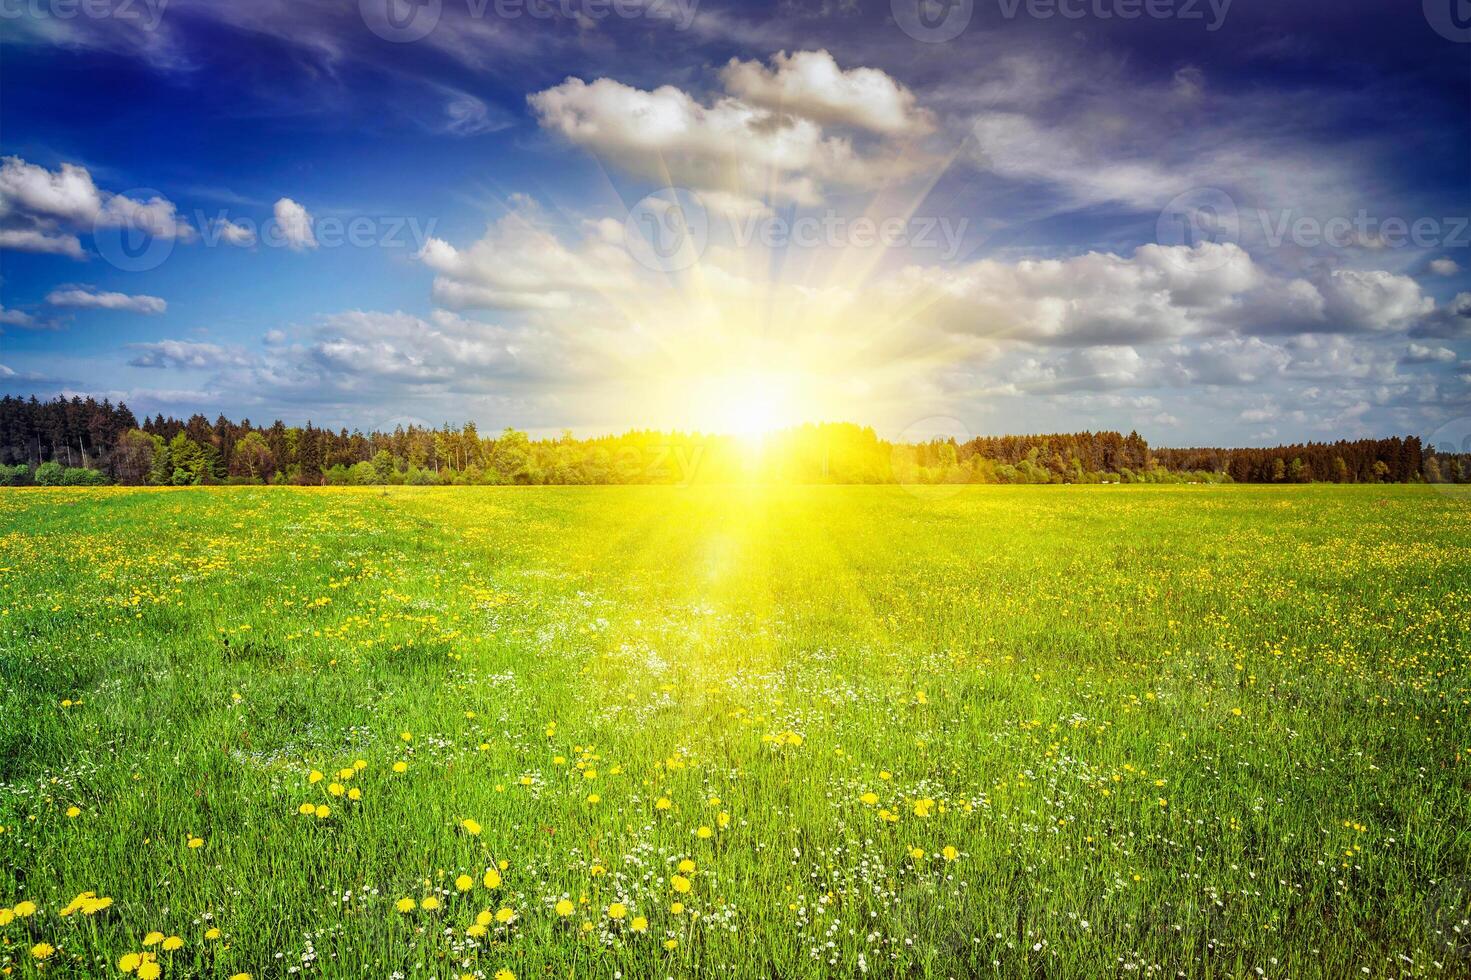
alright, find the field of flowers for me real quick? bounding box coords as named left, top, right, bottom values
left=1, top=484, right=1468, bottom=978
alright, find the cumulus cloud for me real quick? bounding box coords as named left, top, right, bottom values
left=1404, top=343, right=1457, bottom=364
left=0, top=156, right=193, bottom=257
left=417, top=197, right=635, bottom=311
left=529, top=51, right=935, bottom=204
left=46, top=285, right=167, bottom=315
left=719, top=50, right=933, bottom=136
left=214, top=217, right=257, bottom=247
left=273, top=197, right=317, bottom=250
left=1430, top=258, right=1460, bottom=277
left=127, top=340, right=253, bottom=369
left=882, top=243, right=1439, bottom=346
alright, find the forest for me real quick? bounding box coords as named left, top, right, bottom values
left=0, top=395, right=1454, bottom=487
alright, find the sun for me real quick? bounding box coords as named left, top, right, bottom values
left=699, top=370, right=805, bottom=438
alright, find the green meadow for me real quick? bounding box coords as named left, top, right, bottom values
left=1, top=484, right=1468, bottom=978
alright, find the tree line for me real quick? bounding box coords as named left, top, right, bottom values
left=0, top=395, right=1459, bottom=487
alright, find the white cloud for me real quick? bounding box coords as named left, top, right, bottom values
left=215, top=217, right=257, bottom=246
left=417, top=198, right=635, bottom=311
left=1430, top=258, right=1460, bottom=277
left=127, top=340, right=252, bottom=369
left=1403, top=343, right=1457, bottom=364
left=46, top=285, right=167, bottom=315
left=719, top=49, right=933, bottom=136
left=0, top=156, right=193, bottom=257
left=273, top=197, right=317, bottom=250
left=529, top=52, right=934, bottom=204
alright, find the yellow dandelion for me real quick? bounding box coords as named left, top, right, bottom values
left=555, top=898, right=575, bottom=917
left=455, top=874, right=473, bottom=892
left=630, top=915, right=648, bottom=933
left=608, top=902, right=627, bottom=920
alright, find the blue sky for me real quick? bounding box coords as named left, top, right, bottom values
left=2, top=0, right=1469, bottom=444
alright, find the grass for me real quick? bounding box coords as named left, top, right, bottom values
left=0, top=483, right=1468, bottom=978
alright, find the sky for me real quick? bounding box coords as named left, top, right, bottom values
left=1, top=0, right=1469, bottom=446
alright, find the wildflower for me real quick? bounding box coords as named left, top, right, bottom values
left=461, top=818, right=482, bottom=835
left=942, top=845, right=959, bottom=861
left=119, top=952, right=142, bottom=972
left=630, top=915, right=648, bottom=933
left=13, top=901, right=36, bottom=917
left=31, top=942, right=55, bottom=959
left=913, top=799, right=935, bottom=817
left=421, top=896, right=441, bottom=911
left=395, top=898, right=415, bottom=913
left=483, top=868, right=501, bottom=889
left=162, top=936, right=183, bottom=951
left=455, top=874, right=473, bottom=892
left=608, top=902, right=627, bottom=920
left=347, top=787, right=362, bottom=801
left=143, top=931, right=164, bottom=946
left=392, top=761, right=408, bottom=773
left=670, top=875, right=691, bottom=894
left=859, top=792, right=879, bottom=806
left=586, top=793, right=601, bottom=804
left=495, top=907, right=516, bottom=923
left=0, top=908, right=13, bottom=925
left=909, top=846, right=925, bottom=861
left=400, top=732, right=413, bottom=742
left=476, top=909, right=493, bottom=926
left=309, top=770, right=324, bottom=784
left=677, top=858, right=696, bottom=874
left=187, top=836, right=204, bottom=848
left=655, top=797, right=672, bottom=811
left=671, top=902, right=684, bottom=915
left=466, top=923, right=488, bottom=938
left=494, top=970, right=515, bottom=980
left=555, top=899, right=574, bottom=917
left=298, top=803, right=315, bottom=815
left=717, top=811, right=730, bottom=828
left=696, top=825, right=712, bottom=838
left=66, top=806, right=81, bottom=818
left=328, top=782, right=344, bottom=797
left=204, top=928, right=222, bottom=940
left=137, top=962, right=161, bottom=980
left=314, top=804, right=330, bottom=819
left=229, top=974, right=252, bottom=980
left=664, top=938, right=679, bottom=950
